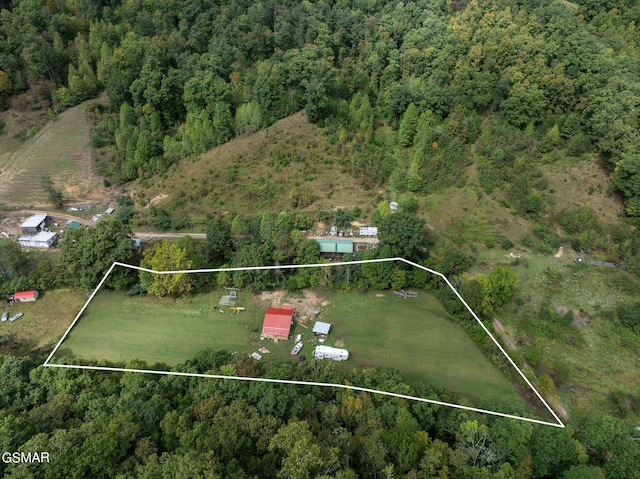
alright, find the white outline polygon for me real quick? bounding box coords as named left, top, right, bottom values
left=44, top=258, right=565, bottom=428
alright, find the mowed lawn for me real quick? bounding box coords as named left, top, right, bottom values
left=54, top=289, right=524, bottom=407
left=54, top=290, right=274, bottom=366
left=320, top=291, right=523, bottom=406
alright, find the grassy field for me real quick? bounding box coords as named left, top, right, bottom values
left=0, top=107, right=49, bottom=173
left=316, top=290, right=524, bottom=406
left=0, top=289, right=87, bottom=355
left=53, top=288, right=527, bottom=409
left=135, top=112, right=380, bottom=220
left=0, top=101, right=104, bottom=206
left=474, top=249, right=640, bottom=420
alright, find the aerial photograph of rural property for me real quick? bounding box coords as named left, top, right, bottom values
left=1, top=0, right=640, bottom=477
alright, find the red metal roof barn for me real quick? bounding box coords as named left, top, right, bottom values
left=261, top=305, right=294, bottom=341
left=13, top=290, right=39, bottom=302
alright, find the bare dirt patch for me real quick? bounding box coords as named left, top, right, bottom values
left=292, top=290, right=327, bottom=321
left=258, top=290, right=285, bottom=306
left=146, top=194, right=169, bottom=208
left=375, top=293, right=385, bottom=298
left=259, top=289, right=328, bottom=323
left=554, top=246, right=564, bottom=259
left=493, top=318, right=517, bottom=350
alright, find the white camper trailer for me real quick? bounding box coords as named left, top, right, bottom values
left=313, top=345, right=349, bottom=361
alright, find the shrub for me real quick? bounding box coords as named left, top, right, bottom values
left=616, top=302, right=640, bottom=333
left=90, top=132, right=103, bottom=147
left=562, top=309, right=574, bottom=325
left=520, top=233, right=534, bottom=247
left=501, top=239, right=514, bottom=250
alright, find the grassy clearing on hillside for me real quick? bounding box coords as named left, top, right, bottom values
left=134, top=112, right=380, bottom=219
left=475, top=250, right=640, bottom=420
left=0, top=102, right=104, bottom=206
left=543, top=156, right=623, bottom=226
left=0, top=107, right=50, bottom=173
left=423, top=182, right=530, bottom=247
left=53, top=287, right=527, bottom=410
left=0, top=289, right=87, bottom=354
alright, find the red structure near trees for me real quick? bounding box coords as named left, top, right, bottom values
left=261, top=305, right=294, bottom=340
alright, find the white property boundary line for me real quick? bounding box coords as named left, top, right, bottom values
left=44, top=258, right=565, bottom=428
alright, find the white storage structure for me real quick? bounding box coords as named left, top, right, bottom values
left=359, top=226, right=378, bottom=236
left=313, top=345, right=349, bottom=361
left=18, top=231, right=57, bottom=248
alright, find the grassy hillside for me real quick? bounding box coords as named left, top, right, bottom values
left=0, top=106, right=49, bottom=175
left=0, top=101, right=107, bottom=207
left=132, top=112, right=381, bottom=222
left=473, top=249, right=640, bottom=421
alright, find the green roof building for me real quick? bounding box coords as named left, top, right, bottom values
left=315, top=239, right=354, bottom=254
left=67, top=221, right=82, bottom=229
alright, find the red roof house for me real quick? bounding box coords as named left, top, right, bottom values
left=261, top=305, right=294, bottom=340
left=13, top=290, right=39, bottom=302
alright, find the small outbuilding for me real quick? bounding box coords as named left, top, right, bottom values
left=359, top=226, right=378, bottom=236
left=312, top=321, right=331, bottom=336
left=18, top=231, right=57, bottom=248
left=315, top=239, right=354, bottom=254
left=67, top=221, right=82, bottom=229
left=20, top=214, right=47, bottom=235
left=262, top=305, right=294, bottom=341
left=13, top=290, right=39, bottom=302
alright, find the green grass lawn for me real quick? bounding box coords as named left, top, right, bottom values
left=53, top=288, right=526, bottom=409
left=319, top=291, right=524, bottom=406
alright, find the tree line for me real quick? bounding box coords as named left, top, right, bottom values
left=1, top=348, right=638, bottom=478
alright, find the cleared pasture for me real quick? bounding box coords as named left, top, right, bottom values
left=0, top=103, right=100, bottom=206
left=53, top=287, right=526, bottom=408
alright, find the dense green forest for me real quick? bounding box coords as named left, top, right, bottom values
left=1, top=0, right=640, bottom=212
left=1, top=351, right=638, bottom=479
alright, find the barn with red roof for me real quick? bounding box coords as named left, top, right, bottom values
left=13, top=290, right=39, bottom=302
left=261, top=305, right=294, bottom=341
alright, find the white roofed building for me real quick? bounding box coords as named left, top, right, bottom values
left=18, top=231, right=57, bottom=248
left=20, top=214, right=47, bottom=235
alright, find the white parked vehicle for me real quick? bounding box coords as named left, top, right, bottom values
left=313, top=345, right=349, bottom=361
left=9, top=312, right=23, bottom=322
left=1, top=311, right=8, bottom=322
left=290, top=342, right=303, bottom=355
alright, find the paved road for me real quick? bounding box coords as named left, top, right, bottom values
left=132, top=231, right=207, bottom=239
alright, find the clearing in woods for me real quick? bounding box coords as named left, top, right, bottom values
left=134, top=112, right=380, bottom=218
left=46, top=260, right=564, bottom=427
left=0, top=101, right=105, bottom=206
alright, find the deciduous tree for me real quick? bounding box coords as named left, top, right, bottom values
left=140, top=240, right=194, bottom=297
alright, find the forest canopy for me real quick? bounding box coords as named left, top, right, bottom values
left=1, top=0, right=639, bottom=216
